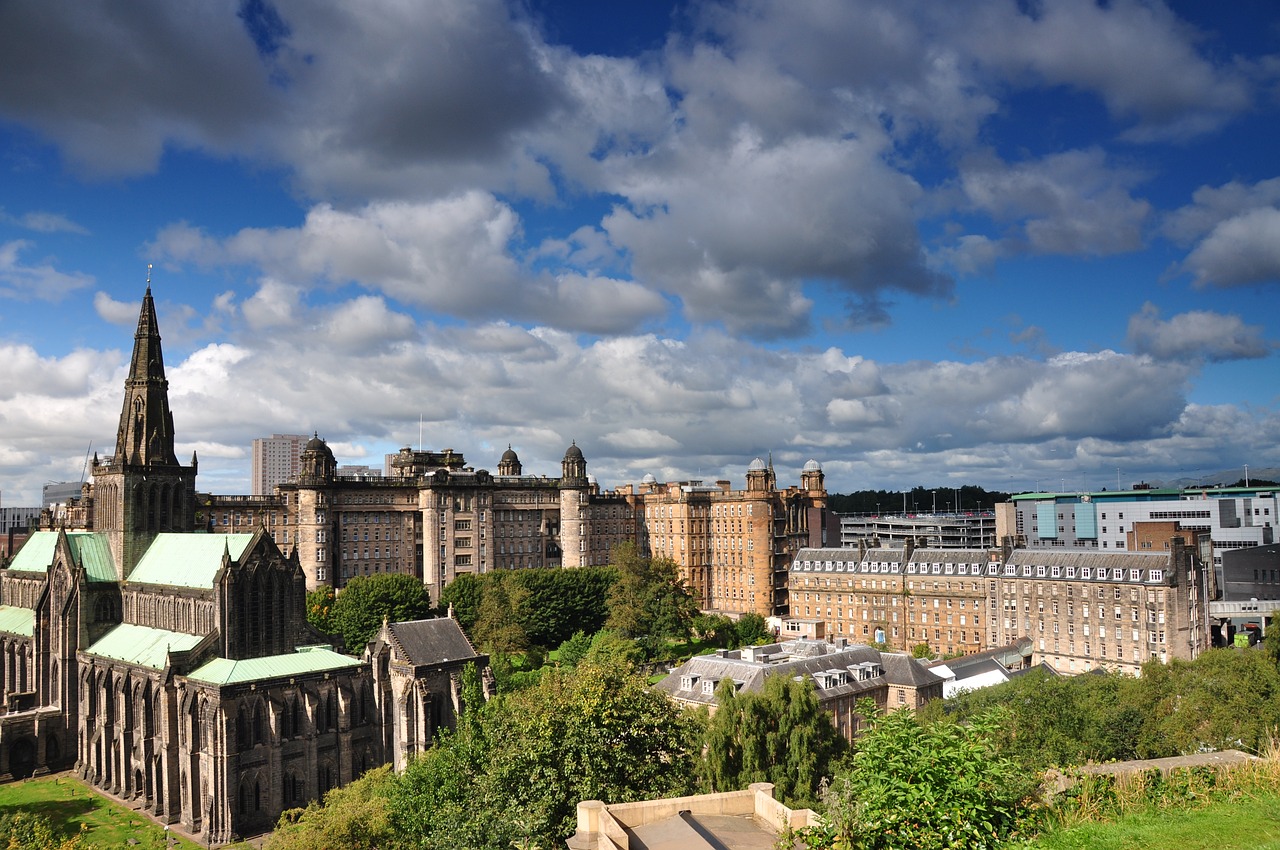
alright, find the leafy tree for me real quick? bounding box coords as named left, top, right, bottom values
left=0, top=812, right=85, bottom=850
left=306, top=585, right=336, bottom=634
left=482, top=656, right=700, bottom=845
left=581, top=628, right=644, bottom=669
left=555, top=630, right=594, bottom=668
left=699, top=674, right=846, bottom=807
left=692, top=612, right=734, bottom=642
left=330, top=574, right=432, bottom=653
left=390, top=657, right=697, bottom=849
left=813, top=706, right=1036, bottom=850
left=471, top=574, right=529, bottom=654
left=605, top=543, right=698, bottom=643
left=733, top=612, right=772, bottom=646
left=267, top=766, right=397, bottom=850
left=910, top=642, right=932, bottom=659
left=438, top=572, right=484, bottom=630
left=509, top=566, right=615, bottom=647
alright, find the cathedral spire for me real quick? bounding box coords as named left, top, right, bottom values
left=114, top=277, right=179, bottom=467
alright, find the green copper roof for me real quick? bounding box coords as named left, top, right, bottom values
left=85, top=623, right=204, bottom=669
left=66, top=533, right=117, bottom=583
left=7, top=531, right=116, bottom=581
left=7, top=531, right=60, bottom=573
left=0, top=605, right=35, bottom=638
left=127, top=533, right=254, bottom=588
left=185, top=646, right=363, bottom=686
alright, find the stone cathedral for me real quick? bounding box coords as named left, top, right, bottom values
left=0, top=289, right=485, bottom=843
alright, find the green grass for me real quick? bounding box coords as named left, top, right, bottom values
left=0, top=774, right=203, bottom=849
left=1026, top=790, right=1280, bottom=849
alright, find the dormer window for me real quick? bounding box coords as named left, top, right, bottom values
left=681, top=675, right=699, bottom=691
left=702, top=679, right=718, bottom=696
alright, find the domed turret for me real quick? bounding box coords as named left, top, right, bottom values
left=561, top=440, right=587, bottom=483
left=299, top=432, right=337, bottom=485
left=801, top=458, right=825, bottom=493
left=498, top=444, right=522, bottom=476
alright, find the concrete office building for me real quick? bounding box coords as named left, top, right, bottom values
left=250, top=434, right=308, bottom=496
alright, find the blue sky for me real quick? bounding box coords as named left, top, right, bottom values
left=1, top=0, right=1279, bottom=504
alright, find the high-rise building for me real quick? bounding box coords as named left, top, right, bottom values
left=250, top=434, right=308, bottom=495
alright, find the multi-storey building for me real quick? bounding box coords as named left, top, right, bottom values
left=250, top=434, right=307, bottom=496
left=839, top=511, right=996, bottom=549
left=998, top=488, right=1277, bottom=585
left=789, top=542, right=991, bottom=657
left=790, top=536, right=1211, bottom=676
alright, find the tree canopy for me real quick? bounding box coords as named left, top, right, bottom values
left=699, top=674, right=846, bottom=807
left=328, top=573, right=432, bottom=653
left=604, top=543, right=698, bottom=645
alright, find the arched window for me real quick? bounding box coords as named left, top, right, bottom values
left=252, top=701, right=265, bottom=745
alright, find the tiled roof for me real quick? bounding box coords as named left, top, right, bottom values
left=85, top=623, right=204, bottom=669
left=185, top=646, right=363, bottom=686
left=127, top=533, right=254, bottom=588
left=6, top=531, right=117, bottom=582
left=0, top=605, right=35, bottom=638
left=386, top=618, right=481, bottom=667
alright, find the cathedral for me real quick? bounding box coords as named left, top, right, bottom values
left=0, top=289, right=485, bottom=843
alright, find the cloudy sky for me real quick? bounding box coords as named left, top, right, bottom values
left=1, top=0, right=1278, bottom=505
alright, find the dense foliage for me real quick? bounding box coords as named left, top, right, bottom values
left=923, top=648, right=1280, bottom=769
left=604, top=542, right=699, bottom=647
left=387, top=657, right=698, bottom=849
left=0, top=812, right=85, bottom=850
left=806, top=706, right=1036, bottom=850
left=328, top=573, right=433, bottom=652
left=266, top=767, right=396, bottom=850
left=438, top=565, right=616, bottom=652
left=699, top=674, right=846, bottom=807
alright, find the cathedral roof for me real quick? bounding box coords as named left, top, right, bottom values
left=385, top=617, right=481, bottom=667
left=0, top=605, right=35, bottom=638
left=127, top=533, right=255, bottom=588
left=85, top=622, right=203, bottom=669
left=185, top=646, right=363, bottom=686
left=6, top=530, right=116, bottom=582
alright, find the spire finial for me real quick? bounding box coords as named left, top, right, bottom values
left=146, top=263, right=152, bottom=293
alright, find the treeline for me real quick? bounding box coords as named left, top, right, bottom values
left=828, top=485, right=1010, bottom=515
left=920, top=643, right=1280, bottom=770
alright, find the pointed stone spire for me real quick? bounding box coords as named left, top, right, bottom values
left=114, top=283, right=179, bottom=467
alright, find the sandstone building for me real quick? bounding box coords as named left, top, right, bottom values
left=790, top=535, right=1211, bottom=675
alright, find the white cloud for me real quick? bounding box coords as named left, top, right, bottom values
left=1181, top=207, right=1280, bottom=288
left=0, top=241, right=94, bottom=301
left=0, top=209, right=89, bottom=234
left=1127, top=302, right=1272, bottom=361
left=93, top=291, right=141, bottom=325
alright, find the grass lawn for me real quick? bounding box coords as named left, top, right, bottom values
left=1027, top=791, right=1280, bottom=849
left=0, top=774, right=204, bottom=849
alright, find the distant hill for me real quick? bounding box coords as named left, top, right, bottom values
left=1155, top=467, right=1280, bottom=490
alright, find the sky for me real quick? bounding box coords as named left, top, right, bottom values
left=1, top=0, right=1279, bottom=506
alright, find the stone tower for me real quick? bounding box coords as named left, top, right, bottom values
left=559, top=442, right=588, bottom=567
left=92, top=286, right=197, bottom=579
left=295, top=434, right=337, bottom=589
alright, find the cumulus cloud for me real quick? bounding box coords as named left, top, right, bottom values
left=1181, top=207, right=1280, bottom=288
left=951, top=148, right=1151, bottom=258
left=1127, top=302, right=1272, bottom=361
left=954, top=0, right=1253, bottom=141
left=93, top=291, right=141, bottom=325
left=0, top=241, right=94, bottom=301
left=152, top=195, right=669, bottom=334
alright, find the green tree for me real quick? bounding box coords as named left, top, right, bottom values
left=0, top=812, right=86, bottom=850
left=268, top=766, right=397, bottom=850
left=581, top=628, right=644, bottom=669
left=306, top=585, right=336, bottom=634
left=471, top=574, right=529, bottom=654
left=330, top=574, right=432, bottom=653
left=605, top=543, right=698, bottom=643
left=699, top=674, right=846, bottom=807
left=510, top=566, right=615, bottom=647
left=555, top=630, right=594, bottom=668
left=732, top=612, right=772, bottom=646
left=438, top=572, right=484, bottom=630
left=482, top=656, right=700, bottom=845
left=815, top=706, right=1036, bottom=850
